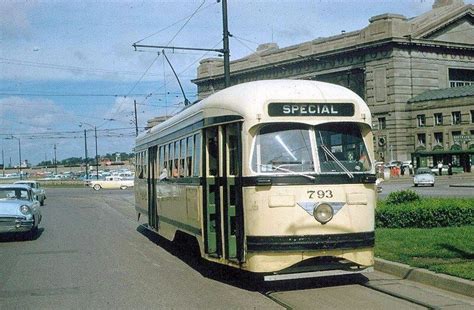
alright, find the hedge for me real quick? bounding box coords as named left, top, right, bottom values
left=376, top=194, right=474, bottom=228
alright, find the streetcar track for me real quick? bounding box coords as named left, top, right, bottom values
left=361, top=282, right=437, bottom=309
left=262, top=291, right=293, bottom=310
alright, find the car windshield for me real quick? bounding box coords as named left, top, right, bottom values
left=416, top=168, right=432, bottom=175
left=251, top=122, right=371, bottom=175
left=0, top=188, right=30, bottom=200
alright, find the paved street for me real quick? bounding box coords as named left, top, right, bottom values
left=1, top=188, right=473, bottom=309
left=378, top=173, right=474, bottom=199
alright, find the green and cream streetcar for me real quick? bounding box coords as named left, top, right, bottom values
left=135, top=79, right=376, bottom=280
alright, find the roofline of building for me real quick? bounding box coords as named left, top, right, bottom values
left=192, top=37, right=474, bottom=84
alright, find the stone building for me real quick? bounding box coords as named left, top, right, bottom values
left=192, top=0, right=474, bottom=169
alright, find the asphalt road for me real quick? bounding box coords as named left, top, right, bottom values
left=378, top=174, right=474, bottom=199
left=1, top=188, right=473, bottom=309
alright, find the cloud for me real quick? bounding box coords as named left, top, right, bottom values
left=0, top=1, right=36, bottom=40
left=0, top=96, right=67, bottom=130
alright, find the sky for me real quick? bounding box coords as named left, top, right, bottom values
left=1, top=0, right=472, bottom=165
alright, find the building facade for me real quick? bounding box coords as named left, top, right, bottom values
left=192, top=0, right=474, bottom=169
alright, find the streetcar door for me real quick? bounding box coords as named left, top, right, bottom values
left=222, top=123, right=243, bottom=262
left=204, top=127, right=221, bottom=257
left=203, top=124, right=243, bottom=261
left=148, top=146, right=158, bottom=230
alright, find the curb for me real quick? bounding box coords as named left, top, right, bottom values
left=375, top=258, right=474, bottom=298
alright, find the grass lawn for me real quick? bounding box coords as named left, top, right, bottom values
left=375, top=226, right=474, bottom=280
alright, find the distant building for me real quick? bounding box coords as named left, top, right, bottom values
left=193, top=0, right=474, bottom=171
left=146, top=116, right=171, bottom=130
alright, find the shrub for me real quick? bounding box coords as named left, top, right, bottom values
left=385, top=190, right=420, bottom=205
left=376, top=198, right=474, bottom=228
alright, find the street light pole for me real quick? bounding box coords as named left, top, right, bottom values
left=84, top=129, right=89, bottom=179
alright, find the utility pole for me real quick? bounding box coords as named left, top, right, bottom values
left=221, top=0, right=230, bottom=87
left=54, top=144, right=58, bottom=175
left=94, top=126, right=99, bottom=180
left=84, top=129, right=89, bottom=179
left=2, top=148, right=4, bottom=177
left=133, top=100, right=138, bottom=137
left=132, top=0, right=231, bottom=88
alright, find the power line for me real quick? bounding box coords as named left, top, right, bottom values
left=0, top=57, right=163, bottom=77
left=0, top=92, right=151, bottom=97
left=133, top=0, right=217, bottom=44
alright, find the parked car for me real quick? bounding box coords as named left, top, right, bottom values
left=88, top=176, right=134, bottom=191
left=431, top=165, right=449, bottom=175
left=14, top=180, right=46, bottom=206
left=414, top=168, right=435, bottom=187
left=0, top=184, right=42, bottom=239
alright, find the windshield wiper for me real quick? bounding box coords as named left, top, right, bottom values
left=318, top=132, right=354, bottom=178
left=259, top=164, right=315, bottom=180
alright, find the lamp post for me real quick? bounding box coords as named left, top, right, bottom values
left=79, top=123, right=99, bottom=180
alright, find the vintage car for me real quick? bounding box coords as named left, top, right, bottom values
left=89, top=176, right=134, bottom=191
left=14, top=180, right=46, bottom=206
left=414, top=168, right=435, bottom=187
left=0, top=184, right=42, bottom=239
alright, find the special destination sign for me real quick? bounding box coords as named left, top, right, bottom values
left=268, top=102, right=354, bottom=117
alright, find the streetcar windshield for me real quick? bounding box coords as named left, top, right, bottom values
left=251, top=123, right=371, bottom=175
left=315, top=123, right=371, bottom=173
left=251, top=124, right=314, bottom=173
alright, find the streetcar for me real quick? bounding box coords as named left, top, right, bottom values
left=135, top=80, right=376, bottom=280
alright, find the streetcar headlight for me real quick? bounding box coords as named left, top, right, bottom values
left=20, top=205, right=31, bottom=215
left=313, top=203, right=333, bottom=224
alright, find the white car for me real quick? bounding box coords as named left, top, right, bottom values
left=89, top=176, right=134, bottom=191
left=14, top=180, right=46, bottom=206
left=414, top=168, right=435, bottom=187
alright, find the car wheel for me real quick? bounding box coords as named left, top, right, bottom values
left=414, top=184, right=418, bottom=187
left=93, top=184, right=101, bottom=191
left=120, top=185, right=127, bottom=190
left=431, top=184, right=434, bottom=187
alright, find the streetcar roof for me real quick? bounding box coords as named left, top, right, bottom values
left=136, top=80, right=371, bottom=146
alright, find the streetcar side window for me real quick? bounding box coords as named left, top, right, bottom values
left=142, top=151, right=148, bottom=179
left=168, top=143, right=173, bottom=178
left=173, top=141, right=179, bottom=178
left=180, top=139, right=186, bottom=177
left=186, top=136, right=193, bottom=177
left=193, top=133, right=201, bottom=177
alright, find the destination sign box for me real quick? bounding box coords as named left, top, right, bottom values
left=268, top=102, right=354, bottom=117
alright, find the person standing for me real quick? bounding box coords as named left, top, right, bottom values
left=438, top=161, right=443, bottom=176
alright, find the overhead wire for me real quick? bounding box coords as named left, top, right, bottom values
left=133, top=0, right=216, bottom=44
left=102, top=2, right=209, bottom=129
